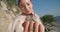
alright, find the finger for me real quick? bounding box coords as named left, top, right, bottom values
left=33, top=22, right=39, bottom=32
left=38, top=24, right=44, bottom=32
left=22, top=21, right=27, bottom=27
left=23, top=21, right=30, bottom=32
left=38, top=24, right=40, bottom=32
left=28, top=21, right=34, bottom=32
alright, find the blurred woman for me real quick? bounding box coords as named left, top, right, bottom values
left=7, top=0, right=45, bottom=32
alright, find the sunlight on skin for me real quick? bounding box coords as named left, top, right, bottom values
left=18, top=0, right=45, bottom=32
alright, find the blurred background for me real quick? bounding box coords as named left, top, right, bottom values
left=0, top=0, right=60, bottom=32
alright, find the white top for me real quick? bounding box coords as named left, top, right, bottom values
left=7, top=13, right=43, bottom=32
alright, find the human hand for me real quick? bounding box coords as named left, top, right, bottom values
left=22, top=21, right=44, bottom=32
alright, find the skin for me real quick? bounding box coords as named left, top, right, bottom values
left=18, top=0, right=33, bottom=14
left=18, top=0, right=45, bottom=32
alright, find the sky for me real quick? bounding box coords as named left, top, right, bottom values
left=16, top=0, right=60, bottom=17
left=32, top=0, right=60, bottom=17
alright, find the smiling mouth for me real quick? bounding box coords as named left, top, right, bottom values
left=24, top=11, right=32, bottom=14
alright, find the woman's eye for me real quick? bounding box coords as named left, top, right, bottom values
left=21, top=7, right=24, bottom=9
left=20, top=6, right=25, bottom=9
left=27, top=3, right=30, bottom=5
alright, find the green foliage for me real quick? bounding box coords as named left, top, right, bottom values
left=6, top=0, right=15, bottom=6
left=41, top=15, right=55, bottom=23
left=41, top=15, right=55, bottom=32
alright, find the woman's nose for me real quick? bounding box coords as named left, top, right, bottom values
left=25, top=5, right=29, bottom=10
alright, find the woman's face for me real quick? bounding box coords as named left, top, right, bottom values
left=19, top=0, right=33, bottom=14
